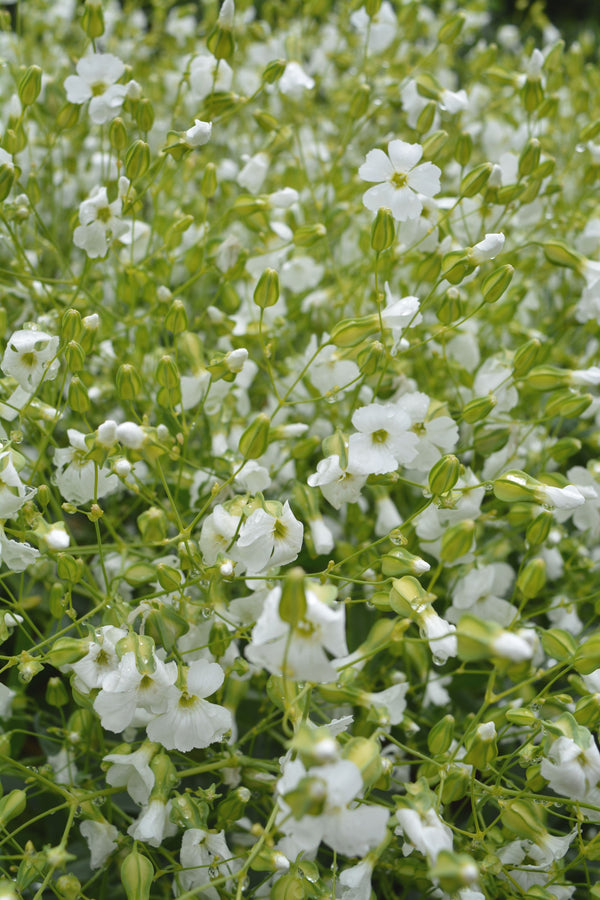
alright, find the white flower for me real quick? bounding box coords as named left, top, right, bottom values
left=44, top=524, right=70, bottom=551
left=103, top=743, right=157, bottom=805
left=359, top=140, right=441, bottom=222
left=491, top=630, right=534, bottom=662
left=185, top=118, right=212, bottom=147
left=80, top=820, right=119, bottom=870
left=396, top=391, right=458, bottom=471
left=245, top=584, right=348, bottom=682
left=54, top=429, right=119, bottom=505
left=279, top=62, right=315, bottom=100
left=349, top=1, right=398, bottom=53
left=234, top=501, right=303, bottom=574
left=146, top=659, right=232, bottom=752
left=541, top=734, right=600, bottom=802
left=93, top=651, right=178, bottom=733
left=73, top=186, right=128, bottom=259
left=307, top=454, right=367, bottom=509
left=237, top=152, right=269, bottom=193
left=176, top=829, right=240, bottom=900
left=67, top=625, right=127, bottom=693
left=0, top=451, right=34, bottom=518
left=1, top=329, right=59, bottom=391
left=467, top=232, right=505, bottom=264
left=128, top=798, right=177, bottom=847
left=395, top=806, right=453, bottom=863
left=537, top=483, right=586, bottom=511
left=348, top=403, right=418, bottom=475
left=189, top=54, right=233, bottom=100
left=419, top=610, right=458, bottom=665
left=116, top=421, right=146, bottom=449
left=200, top=505, right=242, bottom=565
left=64, top=53, right=129, bottom=124
left=339, top=859, right=374, bottom=900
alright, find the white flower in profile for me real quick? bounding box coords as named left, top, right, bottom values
left=359, top=140, right=441, bottom=222
left=0, top=451, right=34, bottom=518
left=541, top=734, right=600, bottom=802
left=395, top=806, right=453, bottom=863
left=176, top=829, right=240, bottom=900
left=189, top=53, right=233, bottom=100
left=199, top=505, right=241, bottom=566
left=54, top=429, right=119, bottom=505
left=1, top=329, right=59, bottom=392
left=80, top=820, right=119, bottom=870
left=64, top=53, right=130, bottom=124
left=237, top=151, right=269, bottom=193
left=279, top=62, right=315, bottom=100
left=234, top=501, right=303, bottom=574
left=73, top=186, right=128, bottom=259
left=245, top=583, right=348, bottom=682
left=339, top=858, right=374, bottom=900
left=146, top=659, right=232, bottom=752
left=184, top=118, right=212, bottom=147
left=419, top=610, right=457, bottom=665
left=307, top=454, right=367, bottom=510
left=349, top=1, right=398, bottom=54
left=103, top=742, right=158, bottom=805
left=128, top=797, right=177, bottom=847
left=348, top=402, right=418, bottom=475
left=467, top=232, right=505, bottom=264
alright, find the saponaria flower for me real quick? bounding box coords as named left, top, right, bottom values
left=359, top=140, right=441, bottom=222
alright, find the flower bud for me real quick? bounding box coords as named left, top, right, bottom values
left=207, top=23, right=235, bottom=62
left=463, top=721, right=497, bottom=769
left=57, top=103, right=79, bottom=130
left=56, top=553, right=84, bottom=582
left=574, top=692, right=600, bottom=727
left=500, top=798, right=543, bottom=841
left=390, top=575, right=433, bottom=616
left=170, top=792, right=209, bottom=830
left=460, top=162, right=493, bottom=198
left=440, top=519, right=475, bottom=562
left=65, top=341, right=85, bottom=373
left=253, top=268, right=279, bottom=309
left=370, top=207, right=395, bottom=252
left=239, top=413, right=270, bottom=459
left=518, top=138, right=541, bottom=177
left=527, top=365, right=570, bottom=390
left=67, top=376, right=90, bottom=413
left=462, top=394, right=496, bottom=424
left=543, top=240, right=582, bottom=269
left=350, top=83, right=371, bottom=118
left=549, top=436, right=581, bottom=463
left=429, top=454, right=461, bottom=496
left=357, top=339, right=386, bottom=376
left=81, top=0, right=104, bottom=38
left=293, top=223, right=326, bottom=247
left=454, top=131, right=473, bottom=166
left=116, top=363, right=143, bottom=400
left=441, top=250, right=474, bottom=284
left=330, top=314, right=379, bottom=347
left=136, top=98, right=155, bottom=132
left=422, top=129, right=448, bottom=159
left=55, top=875, right=81, bottom=900
left=18, top=65, right=42, bottom=107
left=526, top=510, right=552, bottom=545
left=427, top=714, right=455, bottom=754
left=156, top=355, right=180, bottom=389
left=440, top=765, right=470, bottom=803
left=574, top=632, right=600, bottom=675
left=545, top=390, right=593, bottom=418
left=146, top=606, right=189, bottom=653
left=540, top=627, right=576, bottom=662
left=215, top=786, right=251, bottom=830
left=521, top=76, right=544, bottom=112
left=156, top=563, right=182, bottom=592
left=0, top=162, right=15, bottom=202
left=321, top=430, right=348, bottom=468
left=416, top=101, right=436, bottom=134
left=121, top=848, right=153, bottom=900
left=437, top=288, right=463, bottom=324
left=482, top=264, right=514, bottom=303
left=262, top=58, right=287, bottom=84
left=279, top=567, right=307, bottom=627
left=164, top=299, right=188, bottom=335
left=45, top=676, right=69, bottom=707
left=580, top=118, right=600, bottom=141
left=45, top=637, right=87, bottom=667
left=430, top=851, right=479, bottom=895
left=125, top=140, right=150, bottom=180
left=271, top=873, right=307, bottom=900
left=137, top=507, right=168, bottom=543
left=513, top=338, right=543, bottom=377
left=343, top=736, right=383, bottom=788
left=382, top=547, right=430, bottom=578
left=202, top=162, right=217, bottom=198
left=456, top=614, right=501, bottom=661
left=0, top=790, right=26, bottom=828
left=516, top=557, right=546, bottom=599
left=493, top=469, right=538, bottom=503
left=438, top=11, right=465, bottom=43
left=109, top=117, right=127, bottom=151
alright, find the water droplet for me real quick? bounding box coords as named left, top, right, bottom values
left=575, top=143, right=585, bottom=153
left=201, top=607, right=213, bottom=619
left=484, top=482, right=494, bottom=492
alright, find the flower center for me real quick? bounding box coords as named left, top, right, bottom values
left=372, top=429, right=388, bottom=444
left=20, top=351, right=37, bottom=369
left=96, top=205, right=112, bottom=224
left=91, top=81, right=107, bottom=97
left=391, top=171, right=408, bottom=188
left=178, top=691, right=198, bottom=709
left=273, top=518, right=288, bottom=540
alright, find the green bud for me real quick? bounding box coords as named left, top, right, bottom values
left=482, top=264, right=514, bottom=303
left=164, top=299, right=188, bottom=335
left=526, top=510, right=552, bottom=545
left=462, top=394, right=496, bottom=424
left=370, top=207, right=395, bottom=252
left=516, top=558, right=546, bottom=599
left=330, top=314, right=379, bottom=347
left=437, top=287, right=463, bottom=324
left=253, top=268, right=280, bottom=309
left=518, top=138, right=541, bottom=177
left=116, top=632, right=155, bottom=675
left=545, top=390, right=593, bottom=418
left=349, top=83, right=370, bottom=118
left=170, top=792, right=209, bottom=830
left=365, top=0, right=382, bottom=14
left=343, top=736, right=383, bottom=788
left=239, top=413, right=270, bottom=459
left=527, top=365, right=570, bottom=390
left=574, top=632, right=600, bottom=675
left=427, top=714, right=455, bottom=754
left=215, top=785, right=251, bottom=830
left=438, top=11, right=465, bottom=43
left=271, top=873, right=307, bottom=900
left=18, top=65, right=42, bottom=107
left=109, top=117, right=127, bottom=151
left=440, top=765, right=469, bottom=802
left=321, top=430, right=348, bottom=469
left=65, top=341, right=85, bottom=373
left=540, top=627, right=577, bottom=662
left=500, top=798, right=543, bottom=841
left=549, top=436, right=581, bottom=463
left=67, top=376, right=89, bottom=413
left=137, top=507, right=168, bottom=543
left=45, top=676, right=69, bottom=708
left=293, top=223, right=326, bottom=247
left=460, top=162, right=493, bottom=198
left=422, top=129, right=448, bottom=159
left=146, top=606, right=189, bottom=653
left=207, top=25, right=235, bottom=61
left=57, top=102, right=79, bottom=130
left=456, top=614, right=501, bottom=662
left=357, top=339, right=386, bottom=376
left=454, top=132, right=473, bottom=167
left=440, top=519, right=475, bottom=562
left=430, top=851, right=479, bottom=895
left=156, top=563, right=182, bottom=592
left=429, top=454, right=461, bottom=496
left=493, top=469, right=538, bottom=503
left=574, top=692, right=600, bottom=727
left=381, top=547, right=430, bottom=578
left=57, top=553, right=84, bottom=582
left=463, top=721, right=497, bottom=769
left=521, top=76, right=544, bottom=112
left=136, top=98, right=155, bottom=132
left=390, top=575, right=432, bottom=616
left=441, top=250, right=474, bottom=284
left=543, top=240, right=582, bottom=269
left=81, top=0, right=104, bottom=38
left=262, top=59, right=287, bottom=84
left=156, top=355, right=180, bottom=389
left=415, top=72, right=441, bottom=100
left=121, top=848, right=153, bottom=900
left=0, top=163, right=16, bottom=202
left=164, top=216, right=194, bottom=251
left=0, top=790, right=26, bottom=828
left=513, top=338, right=543, bottom=377
left=55, top=875, right=81, bottom=900
left=45, top=637, right=87, bottom=667
left=580, top=118, right=600, bottom=141
left=279, top=567, right=307, bottom=627
left=208, top=621, right=232, bottom=658
left=125, top=140, right=150, bottom=180
left=202, top=162, right=217, bottom=198
left=116, top=363, right=143, bottom=399
left=416, top=101, right=436, bottom=135
left=505, top=707, right=539, bottom=727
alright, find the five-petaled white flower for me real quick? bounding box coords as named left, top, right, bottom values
left=359, top=140, right=441, bottom=221
left=1, top=329, right=59, bottom=392
left=64, top=53, right=135, bottom=124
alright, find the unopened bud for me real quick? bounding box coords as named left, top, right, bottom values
left=516, top=557, right=546, bottom=599
left=116, top=363, right=142, bottom=400
left=440, top=519, right=475, bottom=562
left=513, top=338, right=543, bottom=377
left=460, top=162, right=493, bottom=198
left=202, top=162, right=217, bottom=198
left=136, top=98, right=154, bottom=133
left=262, top=59, right=286, bottom=84
left=343, top=736, right=383, bottom=788
left=0, top=790, right=26, bottom=828
left=526, top=510, right=552, bottom=545
left=45, top=637, right=87, bottom=667
left=482, top=264, right=514, bottom=303
left=521, top=76, right=544, bottom=112
left=543, top=240, right=582, bottom=269
left=45, top=676, right=69, bottom=707
left=493, top=469, right=538, bottom=503
left=462, top=394, right=496, bottom=424
left=427, top=714, right=455, bottom=754
left=65, top=341, right=85, bottom=373
left=437, top=288, right=463, bottom=324
left=156, top=355, right=180, bottom=389
left=350, top=83, right=371, bottom=118
left=61, top=309, right=82, bottom=343
left=429, top=454, right=461, bottom=495
left=382, top=547, right=430, bottom=578
left=540, top=627, right=577, bottom=662
left=430, top=850, right=479, bottom=895
left=109, top=117, right=127, bottom=151
left=454, top=131, right=473, bottom=166
left=463, top=721, right=497, bottom=769
left=81, top=0, right=104, bottom=38
left=370, top=207, right=395, bottom=252
left=137, top=507, right=168, bottom=543
left=146, top=606, right=189, bottom=653
left=125, top=140, right=150, bottom=180
left=18, top=65, right=42, bottom=107
left=120, top=848, right=153, bottom=900
left=207, top=24, right=235, bottom=61
left=279, top=567, right=307, bottom=627
left=330, top=314, right=379, bottom=347
left=239, top=413, right=270, bottom=459
left=518, top=138, right=541, bottom=177
left=293, top=223, right=326, bottom=247
left=253, top=268, right=279, bottom=309
left=527, top=365, right=570, bottom=390
left=438, top=11, right=465, bottom=43
left=357, top=340, right=386, bottom=376
left=545, top=390, right=593, bottom=418
left=422, top=129, right=448, bottom=159
left=500, top=798, right=543, bottom=841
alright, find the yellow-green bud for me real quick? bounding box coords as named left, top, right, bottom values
left=460, top=162, right=493, bottom=198
left=422, top=129, right=448, bottom=159
left=239, top=412, right=270, bottom=459
left=343, top=736, right=383, bottom=788
left=370, top=207, right=395, bottom=252
left=527, top=365, right=570, bottom=390
left=207, top=24, right=235, bottom=61
left=271, top=873, right=307, bottom=900
left=513, top=338, right=543, bottom=377
left=454, top=131, right=473, bottom=167
left=429, top=454, right=461, bottom=496
left=215, top=785, right=251, bottom=830
left=580, top=118, right=600, bottom=141
left=262, top=59, right=287, bottom=84
left=574, top=632, right=600, bottom=675
left=382, top=547, right=430, bottom=578
left=415, top=72, right=441, bottom=100
left=164, top=215, right=194, bottom=250
left=500, top=798, right=543, bottom=841
left=55, top=875, right=81, bottom=900
left=441, top=250, right=474, bottom=285
left=482, top=264, right=514, bottom=303
left=526, top=510, right=552, bottom=545
left=438, top=11, right=465, bottom=43
left=545, top=390, right=593, bottom=418
left=437, top=287, right=463, bottom=324
left=18, top=65, right=42, bottom=107
left=330, top=314, right=380, bottom=347
left=116, top=363, right=143, bottom=400
left=156, top=563, right=182, bottom=592
left=125, top=140, right=150, bottom=180
left=516, top=557, right=546, bottom=599
left=164, top=299, right=188, bottom=334
left=390, top=575, right=432, bottom=616
left=137, top=507, right=168, bottom=542
left=521, top=76, right=544, bottom=112
left=57, top=102, right=79, bottom=130
left=430, top=851, right=479, bottom=895
left=121, top=848, right=153, bottom=900
left=81, top=0, right=104, bottom=38
left=109, top=116, right=127, bottom=151
left=170, top=792, right=209, bottom=830
left=440, top=519, right=475, bottom=562
left=365, top=0, right=382, bottom=14
left=462, top=394, right=496, bottom=424
left=279, top=567, right=307, bottom=627
left=0, top=790, right=26, bottom=828
left=357, top=339, right=386, bottom=376
left=45, top=676, right=69, bottom=708
left=540, top=627, right=577, bottom=662
left=543, top=240, right=582, bottom=269
left=45, top=637, right=87, bottom=667
left=463, top=721, right=497, bottom=769
left=253, top=268, right=280, bottom=309
left=550, top=436, right=581, bottom=463
left=61, top=308, right=82, bottom=343
left=416, top=101, right=436, bottom=135
left=427, top=714, right=455, bottom=754
left=493, top=469, right=539, bottom=503
left=349, top=83, right=371, bottom=118
left=518, top=138, right=541, bottom=177
left=65, top=341, right=85, bottom=373
left=57, top=553, right=84, bottom=582
left=67, top=375, right=89, bottom=413
left=202, top=162, right=218, bottom=198
left=136, top=98, right=155, bottom=132
left=505, top=707, right=539, bottom=727
left=293, top=223, right=326, bottom=247
left=574, top=693, right=600, bottom=727
left=208, top=621, right=232, bottom=658
left=116, top=632, right=155, bottom=675
left=440, top=765, right=470, bottom=802
left=156, top=355, right=180, bottom=389
left=456, top=614, right=501, bottom=662
left=146, top=606, right=189, bottom=653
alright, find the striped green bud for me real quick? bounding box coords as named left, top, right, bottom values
left=0, top=790, right=26, bottom=828
left=146, top=606, right=189, bottom=653
left=55, top=875, right=81, bottom=900
left=125, top=140, right=150, bottom=180
left=574, top=632, right=600, bottom=675
left=343, top=736, right=383, bottom=788
left=513, top=338, right=543, bottom=377
left=460, top=162, right=493, bottom=198
left=45, top=637, right=87, bottom=667
left=518, top=138, right=541, bottom=177
left=416, top=101, right=436, bottom=135
left=109, top=117, right=127, bottom=151
left=330, top=314, right=379, bottom=347
left=156, top=355, right=180, bottom=389
left=422, top=129, right=448, bottom=159
left=116, top=363, right=143, bottom=400
left=430, top=851, right=479, bottom=895
left=454, top=132, right=473, bottom=166
left=357, top=339, right=386, bottom=376
left=516, top=557, right=546, bottom=599
left=500, top=798, right=543, bottom=841
left=253, top=268, right=279, bottom=309
left=262, top=59, right=286, bottom=84
left=482, top=264, right=514, bottom=303
left=67, top=375, right=89, bottom=412
left=65, top=341, right=85, bottom=373
left=462, top=394, right=496, bottom=424
left=156, top=563, right=182, bottom=592
left=45, top=676, right=69, bottom=708
left=442, top=250, right=474, bottom=284
left=390, top=575, right=433, bottom=616
left=427, top=714, right=455, bottom=754
left=540, top=627, right=577, bottom=662
left=81, top=0, right=104, bottom=38
left=370, top=207, right=395, bottom=252
left=293, top=223, right=326, bottom=247
left=493, top=469, right=538, bottom=503
left=215, top=786, right=251, bottom=830
left=429, top=454, right=461, bottom=496
left=279, top=567, right=307, bottom=627
left=437, top=287, right=463, bottom=324
left=239, top=412, right=270, bottom=459
left=164, top=299, right=188, bottom=334
left=526, top=510, right=552, bottom=545
left=170, top=792, right=209, bottom=830
left=121, top=848, right=153, bottom=900
left=550, top=437, right=581, bottom=463
left=349, top=83, right=371, bottom=118
left=135, top=98, right=154, bottom=133
left=202, top=162, right=217, bottom=197
left=545, top=390, right=593, bottom=418
left=137, top=507, right=168, bottom=543
left=18, top=65, right=42, bottom=107
left=440, top=519, right=475, bottom=562
left=543, top=240, right=582, bottom=269
left=527, top=365, right=570, bottom=390
left=456, top=614, right=501, bottom=662
left=438, top=11, right=465, bottom=43
left=463, top=721, right=497, bottom=769
left=521, top=76, right=544, bottom=112
left=57, top=553, right=84, bottom=582
left=382, top=547, right=430, bottom=578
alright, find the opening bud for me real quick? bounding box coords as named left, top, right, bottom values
left=382, top=547, right=430, bottom=578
